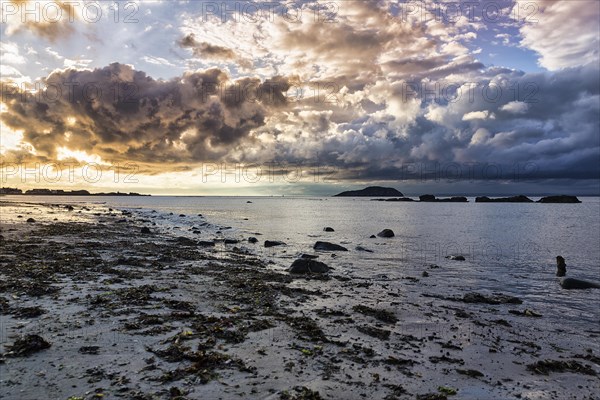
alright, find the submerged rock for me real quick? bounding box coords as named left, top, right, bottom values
left=265, top=240, right=286, bottom=248
left=377, top=229, right=395, bottom=238
left=289, top=259, right=331, bottom=274
left=313, top=241, right=348, bottom=251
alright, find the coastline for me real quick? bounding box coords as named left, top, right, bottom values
left=0, top=201, right=598, bottom=399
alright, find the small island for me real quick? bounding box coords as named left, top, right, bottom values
left=334, top=186, right=403, bottom=197
left=419, top=194, right=468, bottom=202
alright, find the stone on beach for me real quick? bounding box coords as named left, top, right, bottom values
left=5, top=334, right=51, bottom=357
left=289, top=259, right=331, bottom=274
left=377, top=229, right=394, bottom=238
left=264, top=240, right=286, bottom=248
left=313, top=241, right=348, bottom=251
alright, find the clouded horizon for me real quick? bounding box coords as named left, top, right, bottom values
left=1, top=0, right=599, bottom=195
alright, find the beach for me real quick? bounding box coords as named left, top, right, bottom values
left=0, top=200, right=599, bottom=400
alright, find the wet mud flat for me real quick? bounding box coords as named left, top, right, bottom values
left=0, top=201, right=599, bottom=399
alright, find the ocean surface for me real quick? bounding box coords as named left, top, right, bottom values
left=3, top=195, right=600, bottom=330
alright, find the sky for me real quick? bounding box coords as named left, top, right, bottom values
left=0, top=0, right=599, bottom=196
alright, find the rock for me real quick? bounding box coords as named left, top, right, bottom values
left=264, top=240, right=286, bottom=248
left=422, top=271, right=429, bottom=277
left=289, top=259, right=331, bottom=274
left=140, top=227, right=151, bottom=234
left=66, top=205, right=74, bottom=211
left=419, top=194, right=436, bottom=202
left=420, top=194, right=468, bottom=202
left=248, top=237, right=258, bottom=243
left=355, top=246, right=373, bottom=253
left=323, top=227, right=335, bottom=232
left=5, top=334, right=51, bottom=357
left=224, top=239, right=239, bottom=244
left=537, top=195, right=581, bottom=203
left=179, top=214, right=186, bottom=217
left=197, top=241, right=216, bottom=247
left=377, top=229, right=394, bottom=238
left=334, top=186, right=403, bottom=197
left=247, top=201, right=253, bottom=203
left=300, top=254, right=319, bottom=259
left=313, top=241, right=348, bottom=251
left=475, top=195, right=533, bottom=203
left=446, top=255, right=465, bottom=261
left=26, top=218, right=36, bottom=223
left=370, top=235, right=376, bottom=238
left=556, top=255, right=566, bottom=277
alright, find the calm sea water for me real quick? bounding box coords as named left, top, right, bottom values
left=3, top=195, right=600, bottom=328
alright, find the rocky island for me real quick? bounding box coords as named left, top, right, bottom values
left=476, top=195, right=534, bottom=203
left=334, top=186, right=404, bottom=197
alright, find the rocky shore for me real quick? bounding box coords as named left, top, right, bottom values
left=0, top=201, right=598, bottom=400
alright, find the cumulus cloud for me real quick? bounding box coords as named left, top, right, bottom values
left=0, top=63, right=295, bottom=173
left=501, top=101, right=529, bottom=114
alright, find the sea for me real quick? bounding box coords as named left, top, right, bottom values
left=2, top=195, right=600, bottom=331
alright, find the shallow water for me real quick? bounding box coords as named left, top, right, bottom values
left=3, top=195, right=600, bottom=331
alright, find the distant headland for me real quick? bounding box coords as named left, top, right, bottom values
left=0, top=187, right=150, bottom=196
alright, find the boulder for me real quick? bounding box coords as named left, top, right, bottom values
left=377, top=229, right=395, bottom=238
left=300, top=254, right=319, bottom=259
left=369, top=235, right=376, bottom=238
left=224, top=239, right=239, bottom=244
left=265, top=240, right=286, bottom=248
left=446, top=255, right=466, bottom=261
left=198, top=240, right=216, bottom=247
left=26, top=218, right=36, bottom=223
left=140, top=227, right=151, bottom=234
left=289, top=259, right=331, bottom=274
left=313, top=241, right=348, bottom=251
left=248, top=237, right=258, bottom=244
left=323, top=227, right=335, bottom=232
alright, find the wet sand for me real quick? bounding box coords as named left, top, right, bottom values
left=0, top=201, right=598, bottom=399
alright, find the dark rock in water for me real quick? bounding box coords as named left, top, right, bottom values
left=334, top=186, right=403, bottom=197
left=370, top=235, right=377, bottom=238
left=301, top=254, right=319, bottom=259
left=355, top=246, right=373, bottom=253
left=224, top=239, right=239, bottom=244
left=323, top=227, right=335, bottom=232
left=289, top=259, right=331, bottom=274
left=248, top=237, right=258, bottom=244
left=179, top=214, right=186, bottom=217
left=264, top=240, right=286, bottom=248
left=197, top=240, right=216, bottom=247
left=26, top=218, right=35, bottom=223
left=372, top=197, right=415, bottom=202
left=560, top=278, right=600, bottom=289
left=313, top=241, right=348, bottom=251
left=476, top=195, right=533, bottom=203
left=556, top=256, right=566, bottom=277
left=419, top=194, right=436, bottom=202
left=247, top=201, right=252, bottom=203
left=377, top=229, right=395, bottom=238
left=538, top=195, right=581, bottom=203
left=422, top=271, right=429, bottom=277
left=78, top=346, right=100, bottom=355
left=140, top=227, right=151, bottom=234
left=527, top=359, right=597, bottom=376
left=197, top=214, right=203, bottom=217
left=66, top=205, right=74, bottom=211
left=117, top=219, right=127, bottom=223
left=446, top=255, right=465, bottom=261
left=5, top=334, right=51, bottom=357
